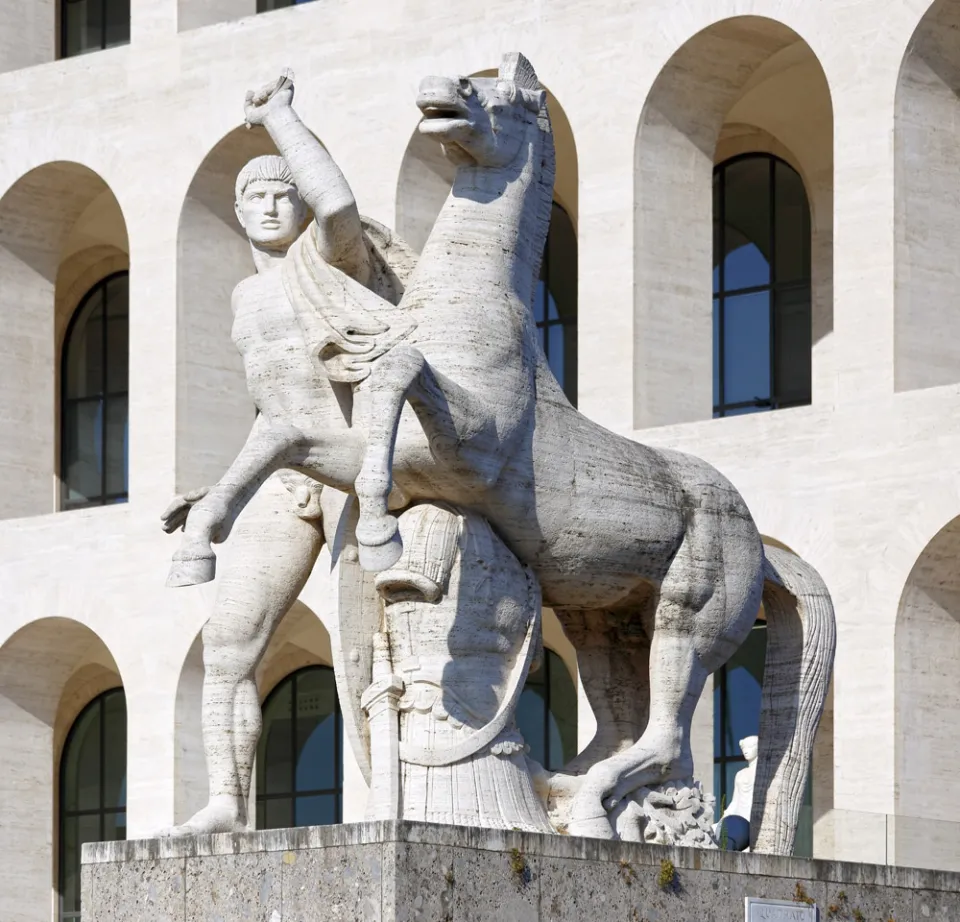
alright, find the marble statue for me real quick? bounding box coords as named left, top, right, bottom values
left=714, top=736, right=758, bottom=851
left=158, top=71, right=416, bottom=835
left=163, top=57, right=836, bottom=856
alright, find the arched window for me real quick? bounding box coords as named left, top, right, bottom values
left=60, top=0, right=131, bottom=58
left=61, top=272, right=129, bottom=510
left=256, top=666, right=342, bottom=829
left=517, top=647, right=578, bottom=771
left=713, top=621, right=812, bottom=856
left=59, top=688, right=127, bottom=921
left=713, top=154, right=811, bottom=417
left=535, top=203, right=578, bottom=406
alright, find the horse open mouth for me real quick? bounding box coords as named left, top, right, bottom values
left=418, top=108, right=471, bottom=135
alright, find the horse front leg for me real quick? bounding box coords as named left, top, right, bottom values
left=354, top=343, right=502, bottom=571
left=167, top=423, right=309, bottom=588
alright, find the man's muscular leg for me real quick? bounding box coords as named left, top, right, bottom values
left=166, top=473, right=323, bottom=835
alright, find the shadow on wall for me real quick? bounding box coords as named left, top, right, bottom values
left=0, top=617, right=123, bottom=922
left=895, top=0, right=960, bottom=392
left=633, top=16, right=833, bottom=429
left=0, top=161, right=128, bottom=520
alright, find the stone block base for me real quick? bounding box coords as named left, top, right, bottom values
left=82, top=820, right=960, bottom=921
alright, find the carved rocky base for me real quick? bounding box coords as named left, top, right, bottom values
left=612, top=779, right=718, bottom=848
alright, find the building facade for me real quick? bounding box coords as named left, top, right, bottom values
left=1, top=0, right=959, bottom=918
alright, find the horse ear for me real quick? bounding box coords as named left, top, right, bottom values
left=499, top=52, right=540, bottom=91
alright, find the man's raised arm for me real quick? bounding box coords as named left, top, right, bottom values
left=244, top=70, right=369, bottom=281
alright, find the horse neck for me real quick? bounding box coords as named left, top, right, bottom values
left=418, top=135, right=549, bottom=302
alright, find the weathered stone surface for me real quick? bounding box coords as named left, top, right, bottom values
left=82, top=822, right=960, bottom=921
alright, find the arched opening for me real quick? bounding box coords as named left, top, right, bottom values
left=634, top=17, right=833, bottom=428
left=894, top=516, right=960, bottom=869
left=0, top=162, right=128, bottom=519
left=176, top=127, right=268, bottom=493
left=58, top=688, right=126, bottom=922
left=395, top=72, right=580, bottom=403
left=894, top=1, right=960, bottom=391
left=0, top=617, right=122, bottom=922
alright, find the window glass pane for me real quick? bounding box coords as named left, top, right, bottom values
left=547, top=324, right=565, bottom=392
left=104, top=395, right=128, bottom=497
left=722, top=291, right=770, bottom=406
left=774, top=161, right=811, bottom=284
left=546, top=204, right=577, bottom=326
left=104, top=0, right=130, bottom=47
left=294, top=668, right=337, bottom=793
left=263, top=797, right=293, bottom=829
left=63, top=702, right=99, bottom=812
left=260, top=681, right=292, bottom=796
left=713, top=674, right=723, bottom=759
left=533, top=279, right=547, bottom=325
left=723, top=626, right=766, bottom=757
left=295, top=793, right=337, bottom=827
left=713, top=173, right=721, bottom=294
left=103, top=810, right=127, bottom=841
left=63, top=400, right=103, bottom=504
left=63, top=0, right=101, bottom=56
left=60, top=816, right=81, bottom=915
left=65, top=297, right=104, bottom=400
left=103, top=690, right=127, bottom=810
left=105, top=280, right=129, bottom=395
left=712, top=298, right=721, bottom=409
left=774, top=286, right=812, bottom=407
left=723, top=759, right=748, bottom=806
left=722, top=158, right=770, bottom=291
left=546, top=651, right=578, bottom=770
left=517, top=677, right=546, bottom=767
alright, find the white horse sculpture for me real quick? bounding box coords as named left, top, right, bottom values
left=168, top=53, right=834, bottom=853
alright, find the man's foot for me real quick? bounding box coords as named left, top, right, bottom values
left=155, top=797, right=247, bottom=837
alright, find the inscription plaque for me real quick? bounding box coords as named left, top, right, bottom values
left=745, top=897, right=818, bottom=921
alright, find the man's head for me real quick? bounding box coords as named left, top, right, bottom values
left=234, top=155, right=306, bottom=250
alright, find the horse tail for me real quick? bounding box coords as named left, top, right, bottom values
left=752, top=545, right=836, bottom=854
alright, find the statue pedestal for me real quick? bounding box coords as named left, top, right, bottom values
left=82, top=820, right=960, bottom=921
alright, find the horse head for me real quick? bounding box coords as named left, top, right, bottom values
left=416, top=52, right=548, bottom=169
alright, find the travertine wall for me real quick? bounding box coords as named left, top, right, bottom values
left=0, top=0, right=959, bottom=919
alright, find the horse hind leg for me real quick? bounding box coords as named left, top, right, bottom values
left=567, top=505, right=763, bottom=839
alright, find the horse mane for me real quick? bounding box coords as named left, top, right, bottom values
left=499, top=52, right=556, bottom=311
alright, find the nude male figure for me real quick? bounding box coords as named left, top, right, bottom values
left=160, top=73, right=390, bottom=835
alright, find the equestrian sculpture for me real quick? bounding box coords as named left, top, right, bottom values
left=164, top=55, right=835, bottom=855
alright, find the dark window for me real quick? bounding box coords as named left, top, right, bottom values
left=61, top=0, right=130, bottom=57
left=256, top=666, right=342, bottom=829
left=516, top=647, right=578, bottom=771
left=61, top=272, right=129, bottom=510
left=59, top=688, right=127, bottom=922
left=535, top=202, right=578, bottom=406
left=257, top=0, right=318, bottom=11
left=713, top=621, right=812, bottom=856
left=713, top=154, right=811, bottom=417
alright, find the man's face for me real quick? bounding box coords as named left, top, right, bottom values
left=235, top=179, right=305, bottom=249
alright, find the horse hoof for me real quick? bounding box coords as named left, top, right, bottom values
left=358, top=531, right=403, bottom=572
left=166, top=552, right=217, bottom=587
left=566, top=814, right=616, bottom=840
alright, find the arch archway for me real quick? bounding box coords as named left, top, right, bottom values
left=894, top=0, right=960, bottom=391
left=894, top=515, right=960, bottom=869
left=0, top=162, right=128, bottom=518
left=634, top=16, right=833, bottom=428
left=0, top=617, right=122, bottom=922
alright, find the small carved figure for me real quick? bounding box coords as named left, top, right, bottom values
left=714, top=736, right=758, bottom=851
